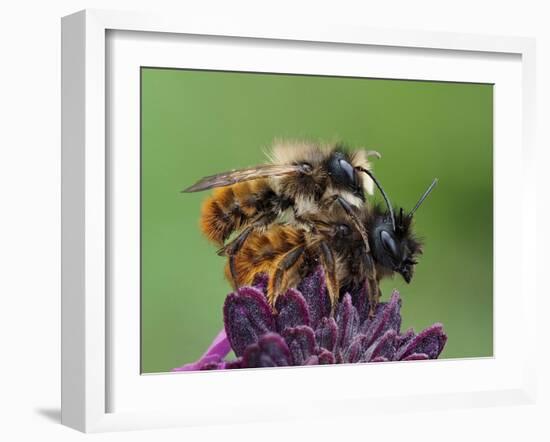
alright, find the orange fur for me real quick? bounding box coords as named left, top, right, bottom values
left=200, top=179, right=271, bottom=245
left=224, top=225, right=306, bottom=306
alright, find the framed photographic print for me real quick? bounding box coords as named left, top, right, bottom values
left=61, top=9, right=537, bottom=432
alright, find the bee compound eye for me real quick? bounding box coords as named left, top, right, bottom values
left=328, top=154, right=358, bottom=188
left=338, top=159, right=356, bottom=185
left=380, top=230, right=399, bottom=257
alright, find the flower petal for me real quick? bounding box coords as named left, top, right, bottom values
left=172, top=328, right=231, bottom=372
left=362, top=329, right=397, bottom=362
left=361, top=290, right=402, bottom=347
left=223, top=287, right=275, bottom=356
left=200, top=360, right=227, bottom=370
left=396, top=327, right=416, bottom=350
left=275, top=288, right=311, bottom=331
left=336, top=293, right=360, bottom=350
left=225, top=358, right=244, bottom=369
left=370, top=356, right=388, bottom=363
left=396, top=323, right=447, bottom=360
left=297, top=266, right=331, bottom=328
left=281, top=325, right=316, bottom=365
left=172, top=354, right=224, bottom=372
left=350, top=281, right=370, bottom=323
left=402, top=353, right=429, bottom=361
left=345, top=334, right=369, bottom=363
left=317, top=348, right=336, bottom=365
left=315, top=317, right=338, bottom=352
left=304, top=355, right=319, bottom=365
left=242, top=333, right=291, bottom=367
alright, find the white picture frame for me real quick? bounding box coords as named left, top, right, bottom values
left=61, top=9, right=537, bottom=433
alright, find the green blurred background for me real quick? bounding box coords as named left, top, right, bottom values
left=141, top=68, right=493, bottom=373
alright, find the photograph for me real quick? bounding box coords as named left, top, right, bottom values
left=0, top=0, right=541, bottom=438
left=140, top=67, right=493, bottom=373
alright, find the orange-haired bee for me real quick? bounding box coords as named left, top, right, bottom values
left=225, top=179, right=437, bottom=316
left=183, top=140, right=381, bottom=283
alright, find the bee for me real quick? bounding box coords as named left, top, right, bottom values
left=183, top=140, right=382, bottom=283
left=225, top=178, right=438, bottom=316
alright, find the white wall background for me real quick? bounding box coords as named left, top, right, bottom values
left=0, top=1, right=547, bottom=440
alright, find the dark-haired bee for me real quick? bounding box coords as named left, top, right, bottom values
left=225, top=179, right=437, bottom=316
left=183, top=140, right=381, bottom=283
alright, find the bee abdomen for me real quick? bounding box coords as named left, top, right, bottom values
left=199, top=180, right=274, bottom=245
left=224, top=226, right=305, bottom=298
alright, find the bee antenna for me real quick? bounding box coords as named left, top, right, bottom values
left=408, top=178, right=438, bottom=219
left=356, top=167, right=395, bottom=230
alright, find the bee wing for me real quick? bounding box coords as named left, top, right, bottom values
left=182, top=164, right=307, bottom=193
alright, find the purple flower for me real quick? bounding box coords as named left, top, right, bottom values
left=173, top=267, right=447, bottom=371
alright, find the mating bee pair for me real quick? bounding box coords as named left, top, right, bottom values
left=184, top=140, right=437, bottom=317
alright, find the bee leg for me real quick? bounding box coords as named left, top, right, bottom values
left=218, top=212, right=277, bottom=288
left=335, top=196, right=371, bottom=254
left=217, top=227, right=250, bottom=257
left=332, top=196, right=378, bottom=316
left=319, top=194, right=340, bottom=211
left=360, top=253, right=379, bottom=319
left=228, top=254, right=240, bottom=292
left=319, top=241, right=339, bottom=313
left=220, top=226, right=253, bottom=289
left=367, top=278, right=381, bottom=319
left=217, top=212, right=276, bottom=257
left=270, top=245, right=305, bottom=307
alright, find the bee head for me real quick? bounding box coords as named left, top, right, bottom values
left=370, top=209, right=421, bottom=283
left=367, top=179, right=438, bottom=284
